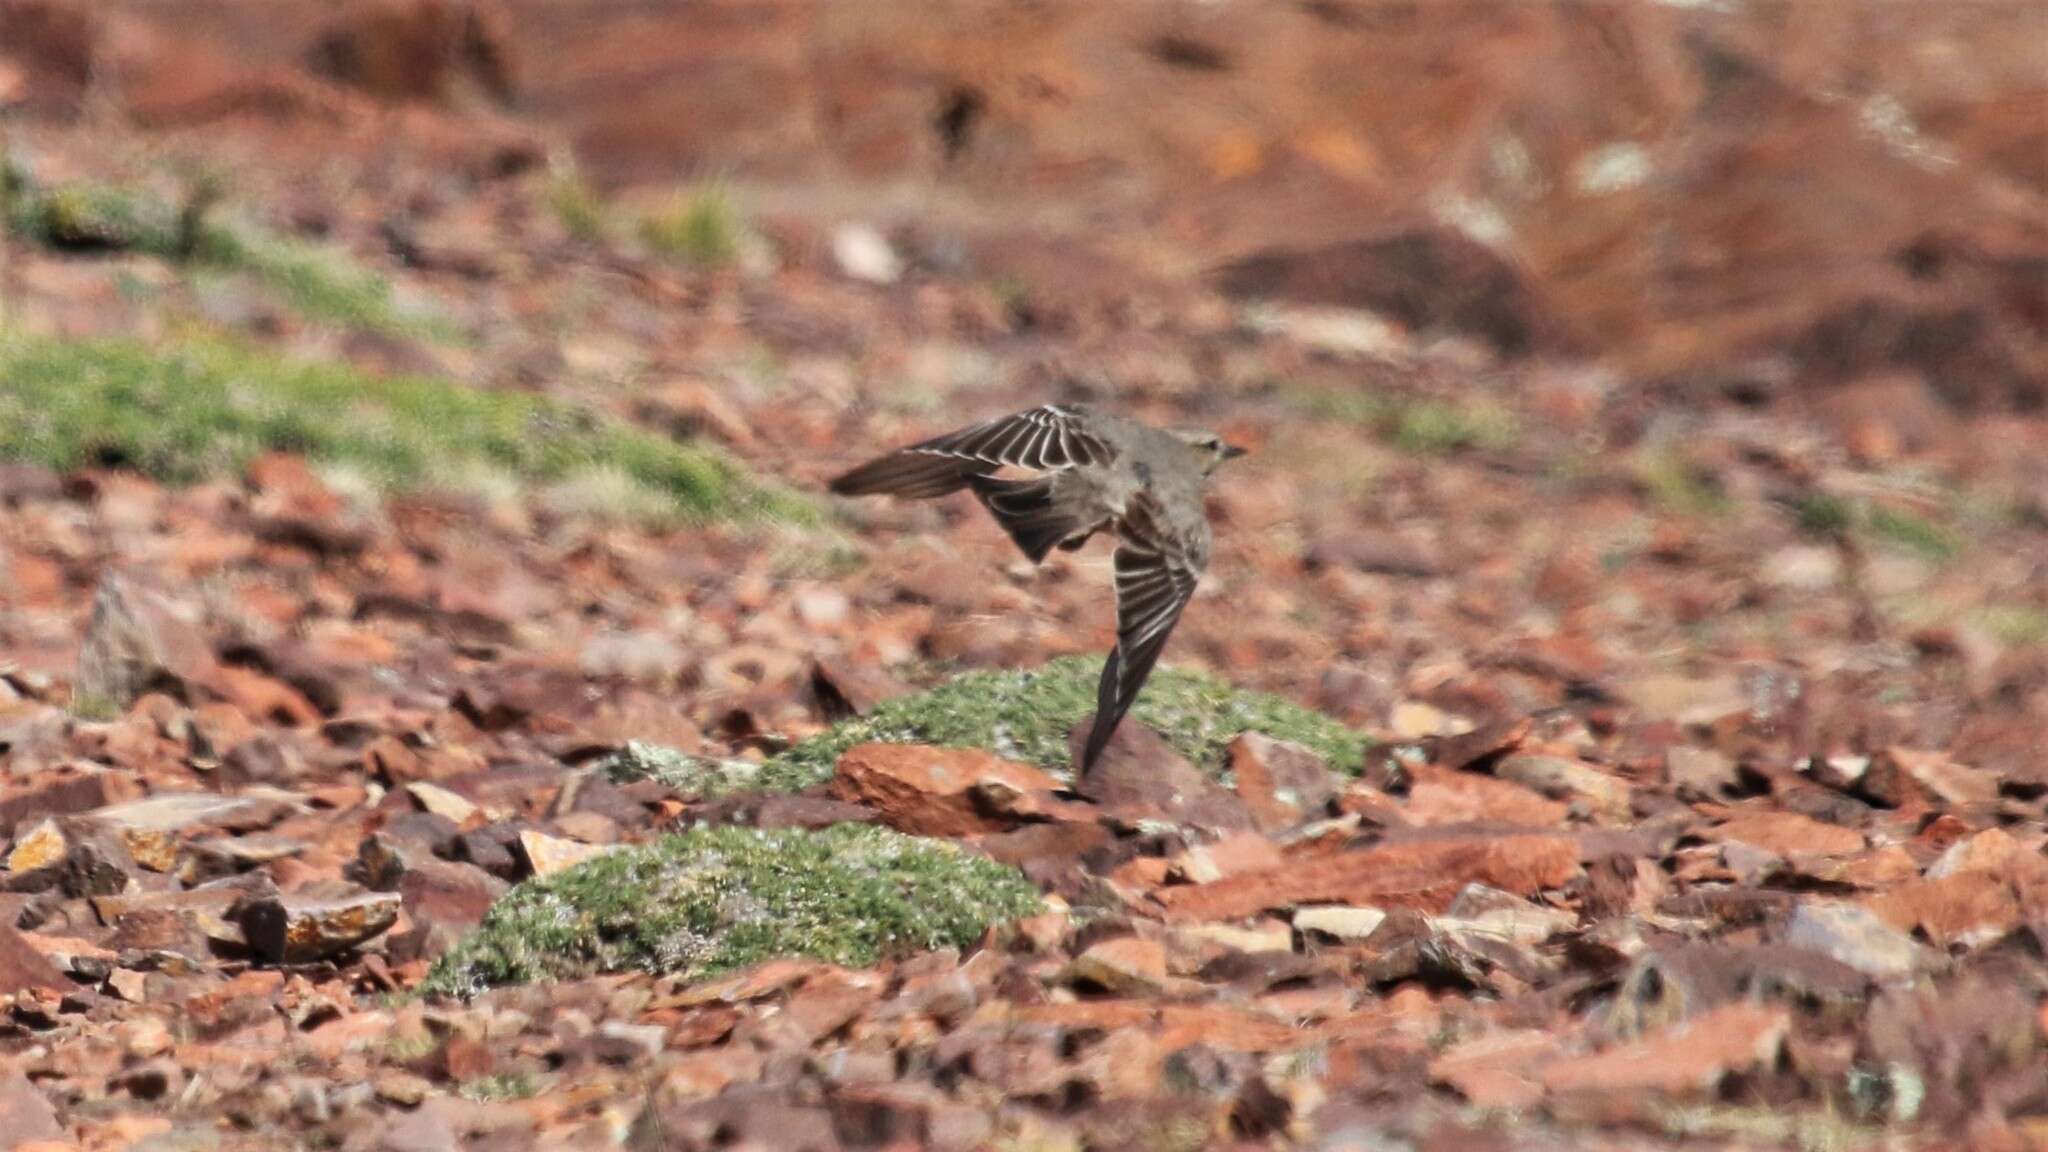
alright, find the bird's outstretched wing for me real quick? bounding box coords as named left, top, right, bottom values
left=828, top=405, right=1112, bottom=498
left=1081, top=494, right=1206, bottom=769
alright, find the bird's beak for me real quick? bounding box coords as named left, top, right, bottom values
left=1222, top=444, right=1250, bottom=460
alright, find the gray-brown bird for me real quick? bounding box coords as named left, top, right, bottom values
left=830, top=405, right=1245, bottom=769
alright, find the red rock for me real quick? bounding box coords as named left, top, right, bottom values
left=1883, top=746, right=2000, bottom=810
left=72, top=573, right=217, bottom=709
left=363, top=735, right=427, bottom=786
left=306, top=0, right=517, bottom=106
left=1428, top=1029, right=1559, bottom=1110
left=0, top=769, right=118, bottom=832
left=1402, top=764, right=1569, bottom=827
left=829, top=743, right=1061, bottom=837
left=0, top=1081, right=64, bottom=1151
left=1216, top=225, right=1553, bottom=355
left=1169, top=832, right=1284, bottom=884
left=0, top=924, right=67, bottom=996
left=1810, top=845, right=1921, bottom=890
left=1227, top=732, right=1340, bottom=832
left=1110, top=855, right=1172, bottom=891
left=1155, top=830, right=1581, bottom=922
left=809, top=657, right=912, bottom=719
left=396, top=857, right=504, bottom=936
left=1066, top=937, right=1170, bottom=997
left=1425, top=717, right=1532, bottom=772
left=1493, top=753, right=1632, bottom=822
left=1073, top=721, right=1253, bottom=832
left=245, top=453, right=375, bottom=555
left=513, top=829, right=615, bottom=877
left=1012, top=1001, right=1302, bottom=1054
left=1539, top=1003, right=1791, bottom=1099
left=208, top=665, right=322, bottom=729
left=1868, top=871, right=2020, bottom=949
left=237, top=891, right=402, bottom=964
left=1708, top=810, right=1866, bottom=858
left=1927, top=827, right=2047, bottom=881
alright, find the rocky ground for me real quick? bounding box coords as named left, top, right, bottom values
left=3, top=2, right=2048, bottom=1150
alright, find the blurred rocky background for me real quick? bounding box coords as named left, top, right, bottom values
left=2, top=2, right=2047, bottom=1150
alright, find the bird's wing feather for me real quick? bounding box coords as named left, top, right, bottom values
left=902, top=404, right=1113, bottom=473
left=829, top=405, right=1112, bottom=498
left=966, top=473, right=1102, bottom=564
left=1082, top=494, right=1205, bottom=768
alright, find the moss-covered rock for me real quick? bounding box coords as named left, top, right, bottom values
left=758, top=655, right=1370, bottom=791
left=0, top=335, right=815, bottom=526
left=420, top=824, right=1040, bottom=999
left=600, top=741, right=769, bottom=797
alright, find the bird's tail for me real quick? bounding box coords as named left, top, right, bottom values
left=1080, top=644, right=1127, bottom=769
left=829, top=451, right=982, bottom=499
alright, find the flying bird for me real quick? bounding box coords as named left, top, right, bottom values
left=830, top=404, right=1245, bottom=769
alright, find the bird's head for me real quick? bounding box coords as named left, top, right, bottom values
left=1174, top=428, right=1250, bottom=474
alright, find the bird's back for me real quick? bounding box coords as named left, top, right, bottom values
left=1093, top=415, right=1211, bottom=558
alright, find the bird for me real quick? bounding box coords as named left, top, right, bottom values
left=829, top=404, right=1246, bottom=770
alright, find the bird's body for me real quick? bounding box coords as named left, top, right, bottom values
left=830, top=404, right=1242, bottom=769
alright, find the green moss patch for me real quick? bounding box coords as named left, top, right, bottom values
left=5, top=176, right=447, bottom=338
left=0, top=335, right=815, bottom=526
left=639, top=183, right=745, bottom=269
left=759, top=655, right=1370, bottom=791
left=1794, top=491, right=1965, bottom=562
left=1296, top=388, right=1518, bottom=457
left=420, top=824, right=1040, bottom=998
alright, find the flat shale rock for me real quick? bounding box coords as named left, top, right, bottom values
left=829, top=742, right=1060, bottom=837
left=1072, top=721, right=1253, bottom=832
left=238, top=891, right=402, bottom=964
left=1157, top=829, right=1581, bottom=921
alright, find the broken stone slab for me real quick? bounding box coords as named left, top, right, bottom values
left=95, top=872, right=279, bottom=926
left=1782, top=900, right=1935, bottom=981
left=1428, top=1029, right=1559, bottom=1110
left=1540, top=1002, right=1792, bottom=1100
left=511, top=829, right=619, bottom=878
left=354, top=812, right=463, bottom=890
left=0, top=769, right=125, bottom=835
left=237, top=891, right=402, bottom=964
left=1402, top=765, right=1569, bottom=827
left=1072, top=721, right=1254, bottom=832
left=0, top=1073, right=63, bottom=1146
left=1708, top=810, right=1866, bottom=859
left=26, top=930, right=117, bottom=982
left=809, top=657, right=912, bottom=719
left=5, top=818, right=65, bottom=873
left=1292, top=905, right=1388, bottom=944
left=15, top=817, right=144, bottom=898
left=73, top=573, right=219, bottom=709
left=3, top=797, right=257, bottom=890
left=1156, top=829, right=1581, bottom=922
left=1171, top=920, right=1294, bottom=959
left=1434, top=883, right=1577, bottom=946
left=1494, top=753, right=1632, bottom=822
left=1064, top=936, right=1173, bottom=998
left=1226, top=733, right=1340, bottom=833
left=85, top=793, right=278, bottom=875
left=1882, top=746, right=2000, bottom=810
left=1167, top=833, right=1283, bottom=885
left=828, top=742, right=1061, bottom=838
left=405, top=781, right=480, bottom=826
left=0, top=923, right=68, bottom=996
